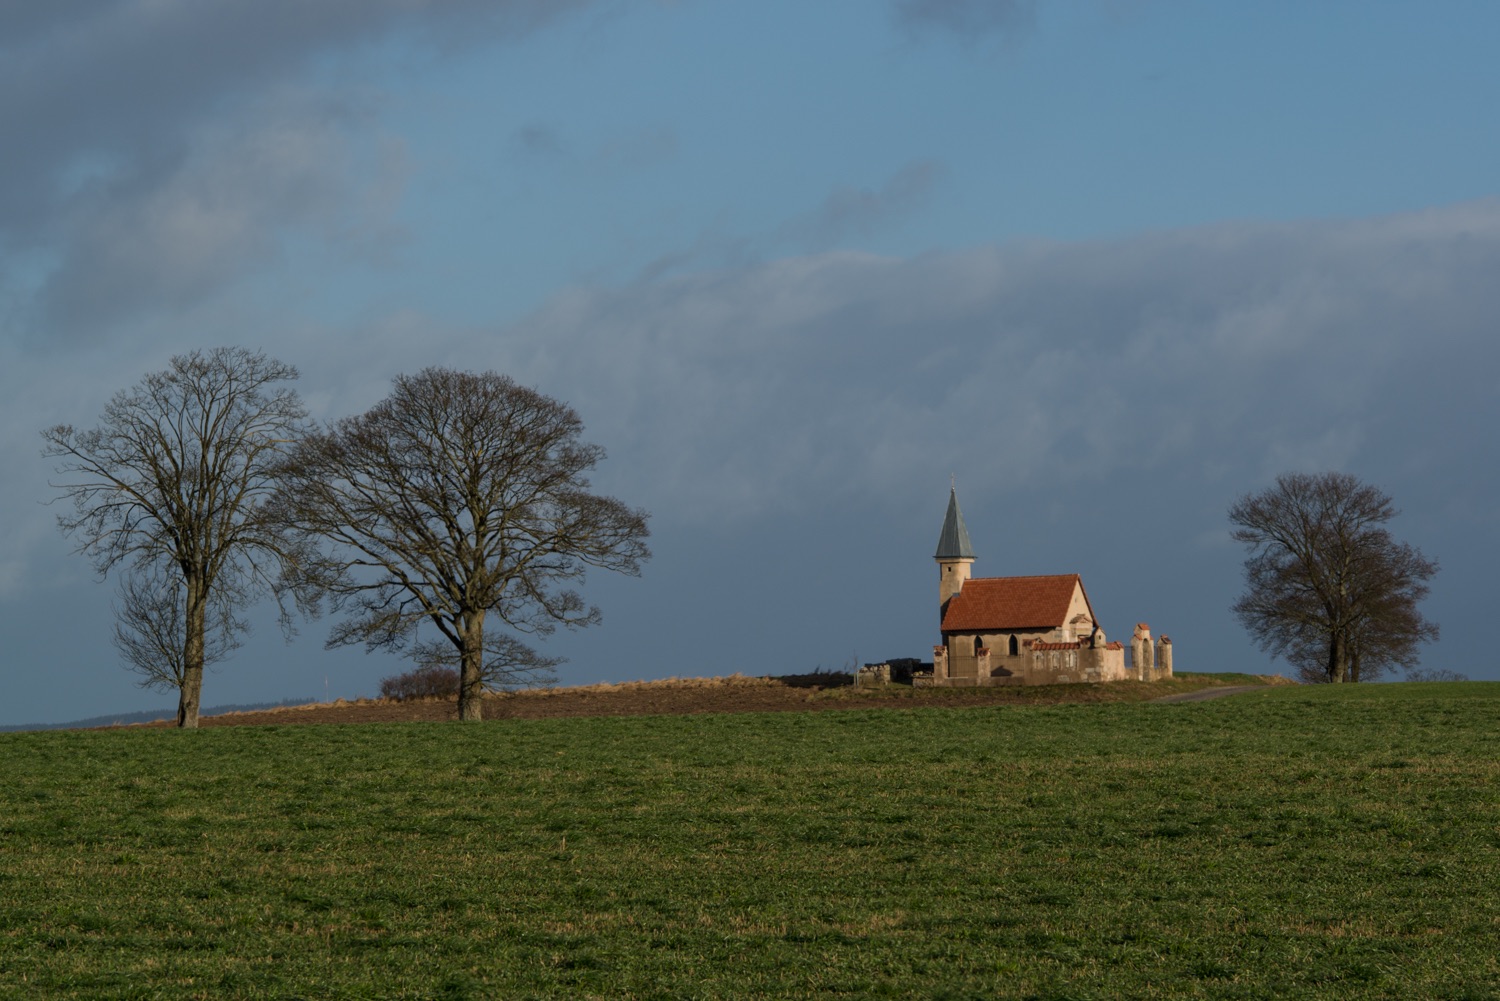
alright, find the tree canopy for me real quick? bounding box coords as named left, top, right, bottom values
left=1229, top=472, right=1438, bottom=683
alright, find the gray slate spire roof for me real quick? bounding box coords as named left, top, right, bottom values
left=934, top=487, right=975, bottom=560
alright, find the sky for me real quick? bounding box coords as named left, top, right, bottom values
left=3, top=0, right=1498, bottom=725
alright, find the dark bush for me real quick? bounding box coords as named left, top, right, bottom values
left=379, top=664, right=460, bottom=701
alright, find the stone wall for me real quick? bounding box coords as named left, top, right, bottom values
left=935, top=611, right=1172, bottom=688
left=934, top=639, right=1131, bottom=686
left=1024, top=641, right=1129, bottom=685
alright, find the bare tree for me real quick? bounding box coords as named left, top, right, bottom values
left=273, top=368, right=649, bottom=721
left=42, top=348, right=314, bottom=727
left=1229, top=472, right=1438, bottom=683
left=113, top=563, right=244, bottom=694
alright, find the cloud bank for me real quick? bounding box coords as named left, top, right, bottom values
left=491, top=199, right=1500, bottom=527
left=0, top=0, right=601, bottom=343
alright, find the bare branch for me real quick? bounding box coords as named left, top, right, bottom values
left=113, top=564, right=245, bottom=692
left=408, top=631, right=563, bottom=693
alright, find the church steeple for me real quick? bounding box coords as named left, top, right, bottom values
left=934, top=485, right=975, bottom=561
left=935, top=485, right=976, bottom=606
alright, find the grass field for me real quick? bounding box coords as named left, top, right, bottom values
left=2, top=679, right=1498, bottom=999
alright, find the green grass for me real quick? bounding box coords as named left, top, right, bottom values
left=2, top=683, right=1499, bottom=999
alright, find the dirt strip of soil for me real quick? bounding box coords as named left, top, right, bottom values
left=128, top=676, right=1276, bottom=728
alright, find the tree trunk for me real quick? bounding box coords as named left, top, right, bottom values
left=177, top=571, right=206, bottom=728
left=1325, top=629, right=1346, bottom=684
left=458, top=613, right=485, bottom=722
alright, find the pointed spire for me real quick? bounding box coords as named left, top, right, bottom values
left=934, top=485, right=975, bottom=560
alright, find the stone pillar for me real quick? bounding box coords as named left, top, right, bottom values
left=933, top=644, right=948, bottom=684
left=975, top=646, right=991, bottom=685
left=1132, top=623, right=1154, bottom=682
left=1156, top=636, right=1173, bottom=678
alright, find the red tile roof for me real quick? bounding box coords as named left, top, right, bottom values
left=1030, top=641, right=1085, bottom=651
left=941, top=574, right=1091, bottom=633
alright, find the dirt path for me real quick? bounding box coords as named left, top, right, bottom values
left=1150, top=685, right=1268, bottom=704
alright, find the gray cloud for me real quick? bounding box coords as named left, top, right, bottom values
left=35, top=92, right=408, bottom=342
left=493, top=199, right=1500, bottom=527
left=15, top=198, right=1497, bottom=541
left=782, top=160, right=946, bottom=249
left=513, top=122, right=569, bottom=157
left=639, top=160, right=945, bottom=282
left=511, top=122, right=678, bottom=172
left=592, top=126, right=679, bottom=172
left=892, top=0, right=1038, bottom=43
left=0, top=0, right=600, bottom=343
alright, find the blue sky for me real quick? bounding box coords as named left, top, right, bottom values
left=3, top=1, right=1497, bottom=725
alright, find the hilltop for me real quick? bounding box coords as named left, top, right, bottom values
left=121, top=671, right=1285, bottom=728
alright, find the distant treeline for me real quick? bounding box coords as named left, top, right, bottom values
left=0, top=698, right=314, bottom=733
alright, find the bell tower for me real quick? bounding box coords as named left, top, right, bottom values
left=935, top=484, right=976, bottom=608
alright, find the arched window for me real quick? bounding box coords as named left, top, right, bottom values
left=1009, top=634, right=1020, bottom=656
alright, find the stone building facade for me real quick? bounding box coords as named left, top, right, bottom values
left=929, top=487, right=1172, bottom=686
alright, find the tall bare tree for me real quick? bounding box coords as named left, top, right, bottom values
left=1229, top=472, right=1438, bottom=683
left=42, top=348, right=314, bottom=727
left=273, top=368, right=649, bottom=721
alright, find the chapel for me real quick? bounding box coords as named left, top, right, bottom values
left=930, top=487, right=1172, bottom=686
